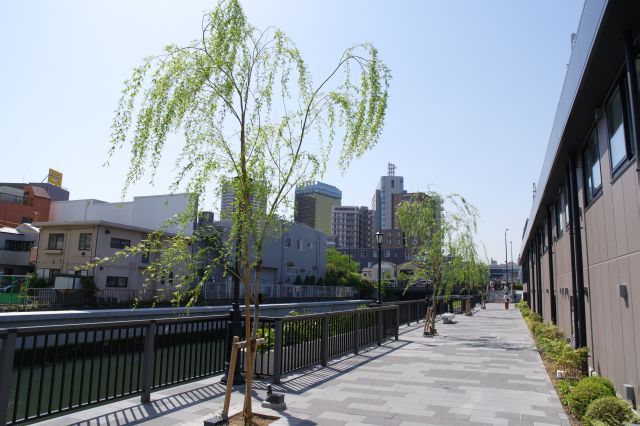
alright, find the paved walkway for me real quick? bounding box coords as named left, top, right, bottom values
left=37, top=304, right=569, bottom=426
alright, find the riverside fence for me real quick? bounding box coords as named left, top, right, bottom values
left=1, top=284, right=358, bottom=310
left=0, top=298, right=477, bottom=424
left=0, top=305, right=397, bottom=425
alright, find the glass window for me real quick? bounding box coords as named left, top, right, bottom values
left=78, top=233, right=92, bottom=251
left=47, top=233, right=64, bottom=250
left=106, top=276, right=128, bottom=288
left=556, top=198, right=563, bottom=237
left=607, top=87, right=630, bottom=171
left=110, top=238, right=131, bottom=249
left=564, top=193, right=570, bottom=230
left=583, top=129, right=602, bottom=204
left=542, top=219, right=548, bottom=252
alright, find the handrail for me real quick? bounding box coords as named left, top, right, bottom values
left=0, top=313, right=230, bottom=335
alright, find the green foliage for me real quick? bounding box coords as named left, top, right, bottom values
left=316, top=277, right=324, bottom=286
left=103, top=0, right=391, bottom=416
left=556, top=379, right=578, bottom=405
left=294, top=275, right=302, bottom=285
left=567, top=376, right=616, bottom=416
left=26, top=273, right=48, bottom=289
left=583, top=396, right=640, bottom=426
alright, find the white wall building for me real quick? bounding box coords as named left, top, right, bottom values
left=49, top=193, right=194, bottom=235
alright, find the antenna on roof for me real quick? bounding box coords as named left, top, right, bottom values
left=388, top=162, right=396, bottom=176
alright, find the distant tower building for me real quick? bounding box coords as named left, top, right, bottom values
left=371, top=163, right=405, bottom=230
left=219, top=180, right=265, bottom=219
left=294, top=182, right=341, bottom=236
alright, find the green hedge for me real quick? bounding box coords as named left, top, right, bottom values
left=566, top=376, right=616, bottom=416
left=583, top=396, right=640, bottom=426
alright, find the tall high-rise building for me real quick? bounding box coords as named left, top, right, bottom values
left=294, top=182, right=341, bottom=236
left=219, top=180, right=266, bottom=219
left=371, top=163, right=405, bottom=230
left=332, top=206, right=374, bottom=250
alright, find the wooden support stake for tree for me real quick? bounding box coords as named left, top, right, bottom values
left=222, top=336, right=240, bottom=419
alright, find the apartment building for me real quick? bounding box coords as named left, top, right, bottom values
left=520, top=0, right=640, bottom=404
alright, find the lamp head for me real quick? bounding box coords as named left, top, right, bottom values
left=375, top=230, right=384, bottom=245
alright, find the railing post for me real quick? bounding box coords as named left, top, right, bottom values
left=140, top=320, right=156, bottom=403
left=395, top=306, right=400, bottom=341
left=321, top=315, right=328, bottom=367
left=0, top=330, right=17, bottom=426
left=377, top=310, right=382, bottom=346
left=272, top=319, right=283, bottom=384
left=353, top=313, right=360, bottom=355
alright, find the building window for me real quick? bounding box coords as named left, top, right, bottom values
left=21, top=217, right=33, bottom=224
left=106, top=276, right=128, bottom=288
left=361, top=250, right=367, bottom=257
left=384, top=250, right=390, bottom=257
left=606, top=86, right=632, bottom=172
left=542, top=219, right=548, bottom=252
left=284, top=237, right=291, bottom=248
left=296, top=239, right=302, bottom=250
left=47, top=233, right=64, bottom=250
left=3, top=240, right=33, bottom=251
left=110, top=237, right=131, bottom=249
left=556, top=197, right=563, bottom=237
left=78, top=233, right=92, bottom=251
left=583, top=129, right=602, bottom=204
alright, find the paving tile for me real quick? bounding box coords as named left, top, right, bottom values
left=33, top=305, right=568, bottom=426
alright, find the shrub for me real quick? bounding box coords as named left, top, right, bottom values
left=583, top=396, right=640, bottom=426
left=567, top=376, right=616, bottom=416
left=556, top=379, right=578, bottom=405
left=527, top=313, right=542, bottom=324
left=554, top=347, right=588, bottom=379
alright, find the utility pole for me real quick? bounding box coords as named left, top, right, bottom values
left=504, top=228, right=509, bottom=292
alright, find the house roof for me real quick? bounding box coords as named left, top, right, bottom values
left=32, top=220, right=170, bottom=235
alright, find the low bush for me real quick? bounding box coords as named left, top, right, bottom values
left=567, top=376, right=616, bottom=416
left=556, top=379, right=578, bottom=405
left=583, top=396, right=640, bottom=426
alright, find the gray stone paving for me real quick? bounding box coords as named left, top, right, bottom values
left=35, top=304, right=569, bottom=426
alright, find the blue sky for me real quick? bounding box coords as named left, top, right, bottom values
left=0, top=0, right=583, bottom=262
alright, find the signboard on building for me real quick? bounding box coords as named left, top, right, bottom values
left=47, top=169, right=63, bottom=187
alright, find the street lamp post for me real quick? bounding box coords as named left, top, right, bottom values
left=510, top=240, right=514, bottom=296
left=375, top=231, right=384, bottom=304
left=504, top=228, right=509, bottom=291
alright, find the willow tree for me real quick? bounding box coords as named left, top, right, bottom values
left=108, top=0, right=389, bottom=421
left=396, top=192, right=478, bottom=335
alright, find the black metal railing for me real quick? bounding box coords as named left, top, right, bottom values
left=0, top=314, right=229, bottom=425
left=0, top=305, right=402, bottom=424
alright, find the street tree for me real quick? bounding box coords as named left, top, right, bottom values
left=396, top=192, right=478, bottom=335
left=107, top=0, right=390, bottom=421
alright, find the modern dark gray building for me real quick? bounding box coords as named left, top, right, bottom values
left=519, top=0, right=640, bottom=405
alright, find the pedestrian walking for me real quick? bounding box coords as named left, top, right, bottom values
left=503, top=292, right=510, bottom=310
